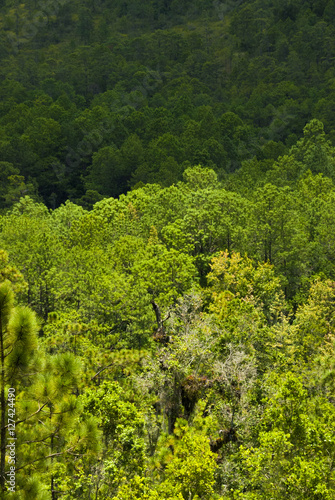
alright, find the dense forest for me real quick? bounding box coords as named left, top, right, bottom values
left=2, top=0, right=335, bottom=498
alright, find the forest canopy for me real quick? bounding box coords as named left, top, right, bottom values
left=1, top=0, right=335, bottom=207
left=1, top=0, right=335, bottom=498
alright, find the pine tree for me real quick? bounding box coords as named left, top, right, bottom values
left=0, top=279, right=100, bottom=498
left=0, top=280, right=38, bottom=493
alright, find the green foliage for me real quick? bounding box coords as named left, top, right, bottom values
left=155, top=418, right=217, bottom=500
left=3, top=1, right=335, bottom=497
left=74, top=381, right=147, bottom=497
left=1, top=0, right=335, bottom=206
left=208, top=251, right=286, bottom=323
left=0, top=281, right=100, bottom=497
left=237, top=373, right=335, bottom=499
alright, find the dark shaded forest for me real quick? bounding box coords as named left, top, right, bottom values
left=1, top=0, right=335, bottom=207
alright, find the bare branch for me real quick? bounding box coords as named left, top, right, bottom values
left=91, top=362, right=115, bottom=380
left=5, top=402, right=48, bottom=428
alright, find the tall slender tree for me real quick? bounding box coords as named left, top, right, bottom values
left=0, top=280, right=38, bottom=492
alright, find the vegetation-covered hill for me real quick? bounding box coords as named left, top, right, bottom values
left=2, top=1, right=335, bottom=499
left=2, top=159, right=335, bottom=498
left=1, top=0, right=335, bottom=206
